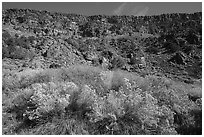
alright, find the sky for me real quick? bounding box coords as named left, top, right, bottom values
left=2, top=2, right=202, bottom=16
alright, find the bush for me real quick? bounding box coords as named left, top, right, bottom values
left=163, top=42, right=180, bottom=53
left=110, top=56, right=126, bottom=70
left=146, top=45, right=160, bottom=54
left=16, top=36, right=30, bottom=49
left=2, top=30, right=11, bottom=41
left=2, top=65, right=202, bottom=135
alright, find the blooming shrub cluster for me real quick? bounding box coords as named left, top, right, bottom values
left=25, top=82, right=78, bottom=120
left=5, top=81, right=78, bottom=124
left=3, top=71, right=202, bottom=135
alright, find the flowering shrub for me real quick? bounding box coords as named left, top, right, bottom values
left=77, top=85, right=97, bottom=106
left=3, top=68, right=202, bottom=135
left=87, top=76, right=178, bottom=135
left=6, top=81, right=78, bottom=125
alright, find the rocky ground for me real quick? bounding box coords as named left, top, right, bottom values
left=2, top=9, right=202, bottom=135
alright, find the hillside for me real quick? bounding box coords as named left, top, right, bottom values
left=2, top=9, right=202, bottom=135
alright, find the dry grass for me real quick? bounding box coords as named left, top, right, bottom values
left=2, top=65, right=202, bottom=135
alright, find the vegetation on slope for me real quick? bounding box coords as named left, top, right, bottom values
left=2, top=65, right=202, bottom=135
left=2, top=9, right=202, bottom=135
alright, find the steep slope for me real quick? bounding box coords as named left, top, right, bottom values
left=2, top=9, right=202, bottom=83
left=2, top=8, right=202, bottom=135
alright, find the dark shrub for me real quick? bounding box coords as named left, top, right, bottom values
left=16, top=16, right=26, bottom=23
